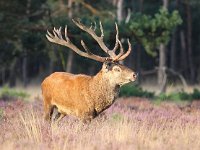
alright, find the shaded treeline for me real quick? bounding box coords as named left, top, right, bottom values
left=0, top=0, right=199, bottom=90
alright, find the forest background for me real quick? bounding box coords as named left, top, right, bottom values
left=0, top=0, right=199, bottom=95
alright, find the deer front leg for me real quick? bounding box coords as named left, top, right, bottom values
left=81, top=110, right=97, bottom=123
left=43, top=103, right=54, bottom=121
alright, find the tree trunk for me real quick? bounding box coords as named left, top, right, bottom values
left=22, top=53, right=28, bottom=87
left=1, top=67, right=6, bottom=85
left=114, top=0, right=124, bottom=65
left=66, top=0, right=74, bottom=72
left=22, top=0, right=31, bottom=87
left=136, top=45, right=141, bottom=84
left=185, top=0, right=195, bottom=83
left=117, top=0, right=123, bottom=23
left=180, top=31, right=188, bottom=78
left=66, top=51, right=74, bottom=72
left=136, top=0, right=143, bottom=84
left=157, top=0, right=168, bottom=93
left=158, top=44, right=166, bottom=84
left=170, top=30, right=177, bottom=70
left=163, top=0, right=168, bottom=8
left=49, top=58, right=54, bottom=73
left=67, top=0, right=73, bottom=18
left=170, top=0, right=179, bottom=70
left=9, top=58, right=17, bottom=87
left=139, top=0, right=143, bottom=12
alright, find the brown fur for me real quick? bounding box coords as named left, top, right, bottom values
left=41, top=62, right=137, bottom=122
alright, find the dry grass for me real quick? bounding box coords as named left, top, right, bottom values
left=1, top=98, right=200, bottom=150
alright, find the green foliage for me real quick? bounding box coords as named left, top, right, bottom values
left=120, top=84, right=200, bottom=102
left=129, top=7, right=182, bottom=56
left=120, top=84, right=154, bottom=98
left=155, top=89, right=200, bottom=102
left=191, top=89, right=200, bottom=99
left=0, top=87, right=30, bottom=101
left=156, top=92, right=191, bottom=102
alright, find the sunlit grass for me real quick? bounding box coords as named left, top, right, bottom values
left=19, top=108, right=43, bottom=144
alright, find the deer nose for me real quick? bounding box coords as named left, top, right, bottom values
left=133, top=72, right=138, bottom=78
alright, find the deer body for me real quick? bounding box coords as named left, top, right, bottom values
left=42, top=19, right=137, bottom=122
left=42, top=71, right=119, bottom=121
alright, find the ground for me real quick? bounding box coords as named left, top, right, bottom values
left=1, top=96, right=200, bottom=150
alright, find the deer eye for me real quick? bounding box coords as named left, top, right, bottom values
left=107, top=62, right=112, bottom=67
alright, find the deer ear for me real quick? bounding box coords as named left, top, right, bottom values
left=103, top=61, right=113, bottom=72
left=102, top=62, right=109, bottom=71
left=106, top=62, right=112, bottom=69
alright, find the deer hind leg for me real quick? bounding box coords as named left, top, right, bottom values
left=43, top=101, right=54, bottom=121
left=52, top=106, right=66, bottom=123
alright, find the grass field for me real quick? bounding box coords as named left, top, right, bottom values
left=1, top=97, right=200, bottom=150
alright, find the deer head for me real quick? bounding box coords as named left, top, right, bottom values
left=101, top=61, right=137, bottom=86
left=46, top=19, right=137, bottom=86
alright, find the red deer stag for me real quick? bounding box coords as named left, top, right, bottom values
left=42, top=19, right=137, bottom=122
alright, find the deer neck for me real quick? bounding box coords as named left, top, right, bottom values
left=92, top=71, right=119, bottom=92
left=89, top=71, right=120, bottom=113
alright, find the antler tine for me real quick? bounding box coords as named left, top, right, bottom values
left=94, top=21, right=97, bottom=31
left=46, top=31, right=54, bottom=43
left=46, top=28, right=60, bottom=43
left=118, top=39, right=132, bottom=61
left=90, top=22, right=93, bottom=29
left=112, top=23, right=119, bottom=53
left=81, top=40, right=92, bottom=55
left=47, top=30, right=54, bottom=38
left=113, top=39, right=124, bottom=61
left=64, top=25, right=69, bottom=41
left=54, top=27, right=63, bottom=39
left=99, top=21, right=104, bottom=38
left=52, top=27, right=59, bottom=39
left=89, top=22, right=97, bottom=31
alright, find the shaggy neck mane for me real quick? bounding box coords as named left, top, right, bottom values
left=89, top=70, right=120, bottom=113
left=92, top=70, right=118, bottom=90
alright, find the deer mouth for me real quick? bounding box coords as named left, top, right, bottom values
left=118, top=78, right=134, bottom=86
left=129, top=78, right=136, bottom=82
left=121, top=78, right=135, bottom=84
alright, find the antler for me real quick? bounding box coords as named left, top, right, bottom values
left=116, top=39, right=132, bottom=61
left=46, top=26, right=110, bottom=62
left=46, top=19, right=132, bottom=62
